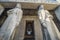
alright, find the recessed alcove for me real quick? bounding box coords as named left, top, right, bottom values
left=24, top=20, right=35, bottom=40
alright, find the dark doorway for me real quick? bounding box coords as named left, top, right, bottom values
left=24, top=20, right=35, bottom=40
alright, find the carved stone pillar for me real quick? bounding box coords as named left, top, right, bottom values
left=0, top=4, right=4, bottom=16
left=0, top=3, right=23, bottom=40
left=38, top=5, right=57, bottom=40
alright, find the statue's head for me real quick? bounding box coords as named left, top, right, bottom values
left=39, top=5, right=44, bottom=10
left=16, top=3, right=21, bottom=9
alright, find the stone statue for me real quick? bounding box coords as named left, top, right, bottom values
left=0, top=3, right=23, bottom=40
left=38, top=5, right=46, bottom=24
left=38, top=5, right=53, bottom=27
left=7, top=3, right=23, bottom=26
left=38, top=5, right=57, bottom=40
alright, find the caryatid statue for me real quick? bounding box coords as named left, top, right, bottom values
left=38, top=5, right=46, bottom=24
left=38, top=5, right=57, bottom=40
left=38, top=5, right=53, bottom=27
left=0, top=4, right=23, bottom=40
left=7, top=3, right=23, bottom=26
left=38, top=5, right=46, bottom=27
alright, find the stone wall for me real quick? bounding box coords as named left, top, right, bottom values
left=13, top=16, right=43, bottom=40
left=49, top=10, right=60, bottom=40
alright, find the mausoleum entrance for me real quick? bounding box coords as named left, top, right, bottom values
left=24, top=20, right=35, bottom=40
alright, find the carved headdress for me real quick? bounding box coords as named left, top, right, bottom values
left=15, top=3, right=21, bottom=9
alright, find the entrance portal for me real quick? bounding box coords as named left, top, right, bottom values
left=24, top=20, right=35, bottom=40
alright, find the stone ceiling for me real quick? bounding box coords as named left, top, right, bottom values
left=0, top=2, right=59, bottom=10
